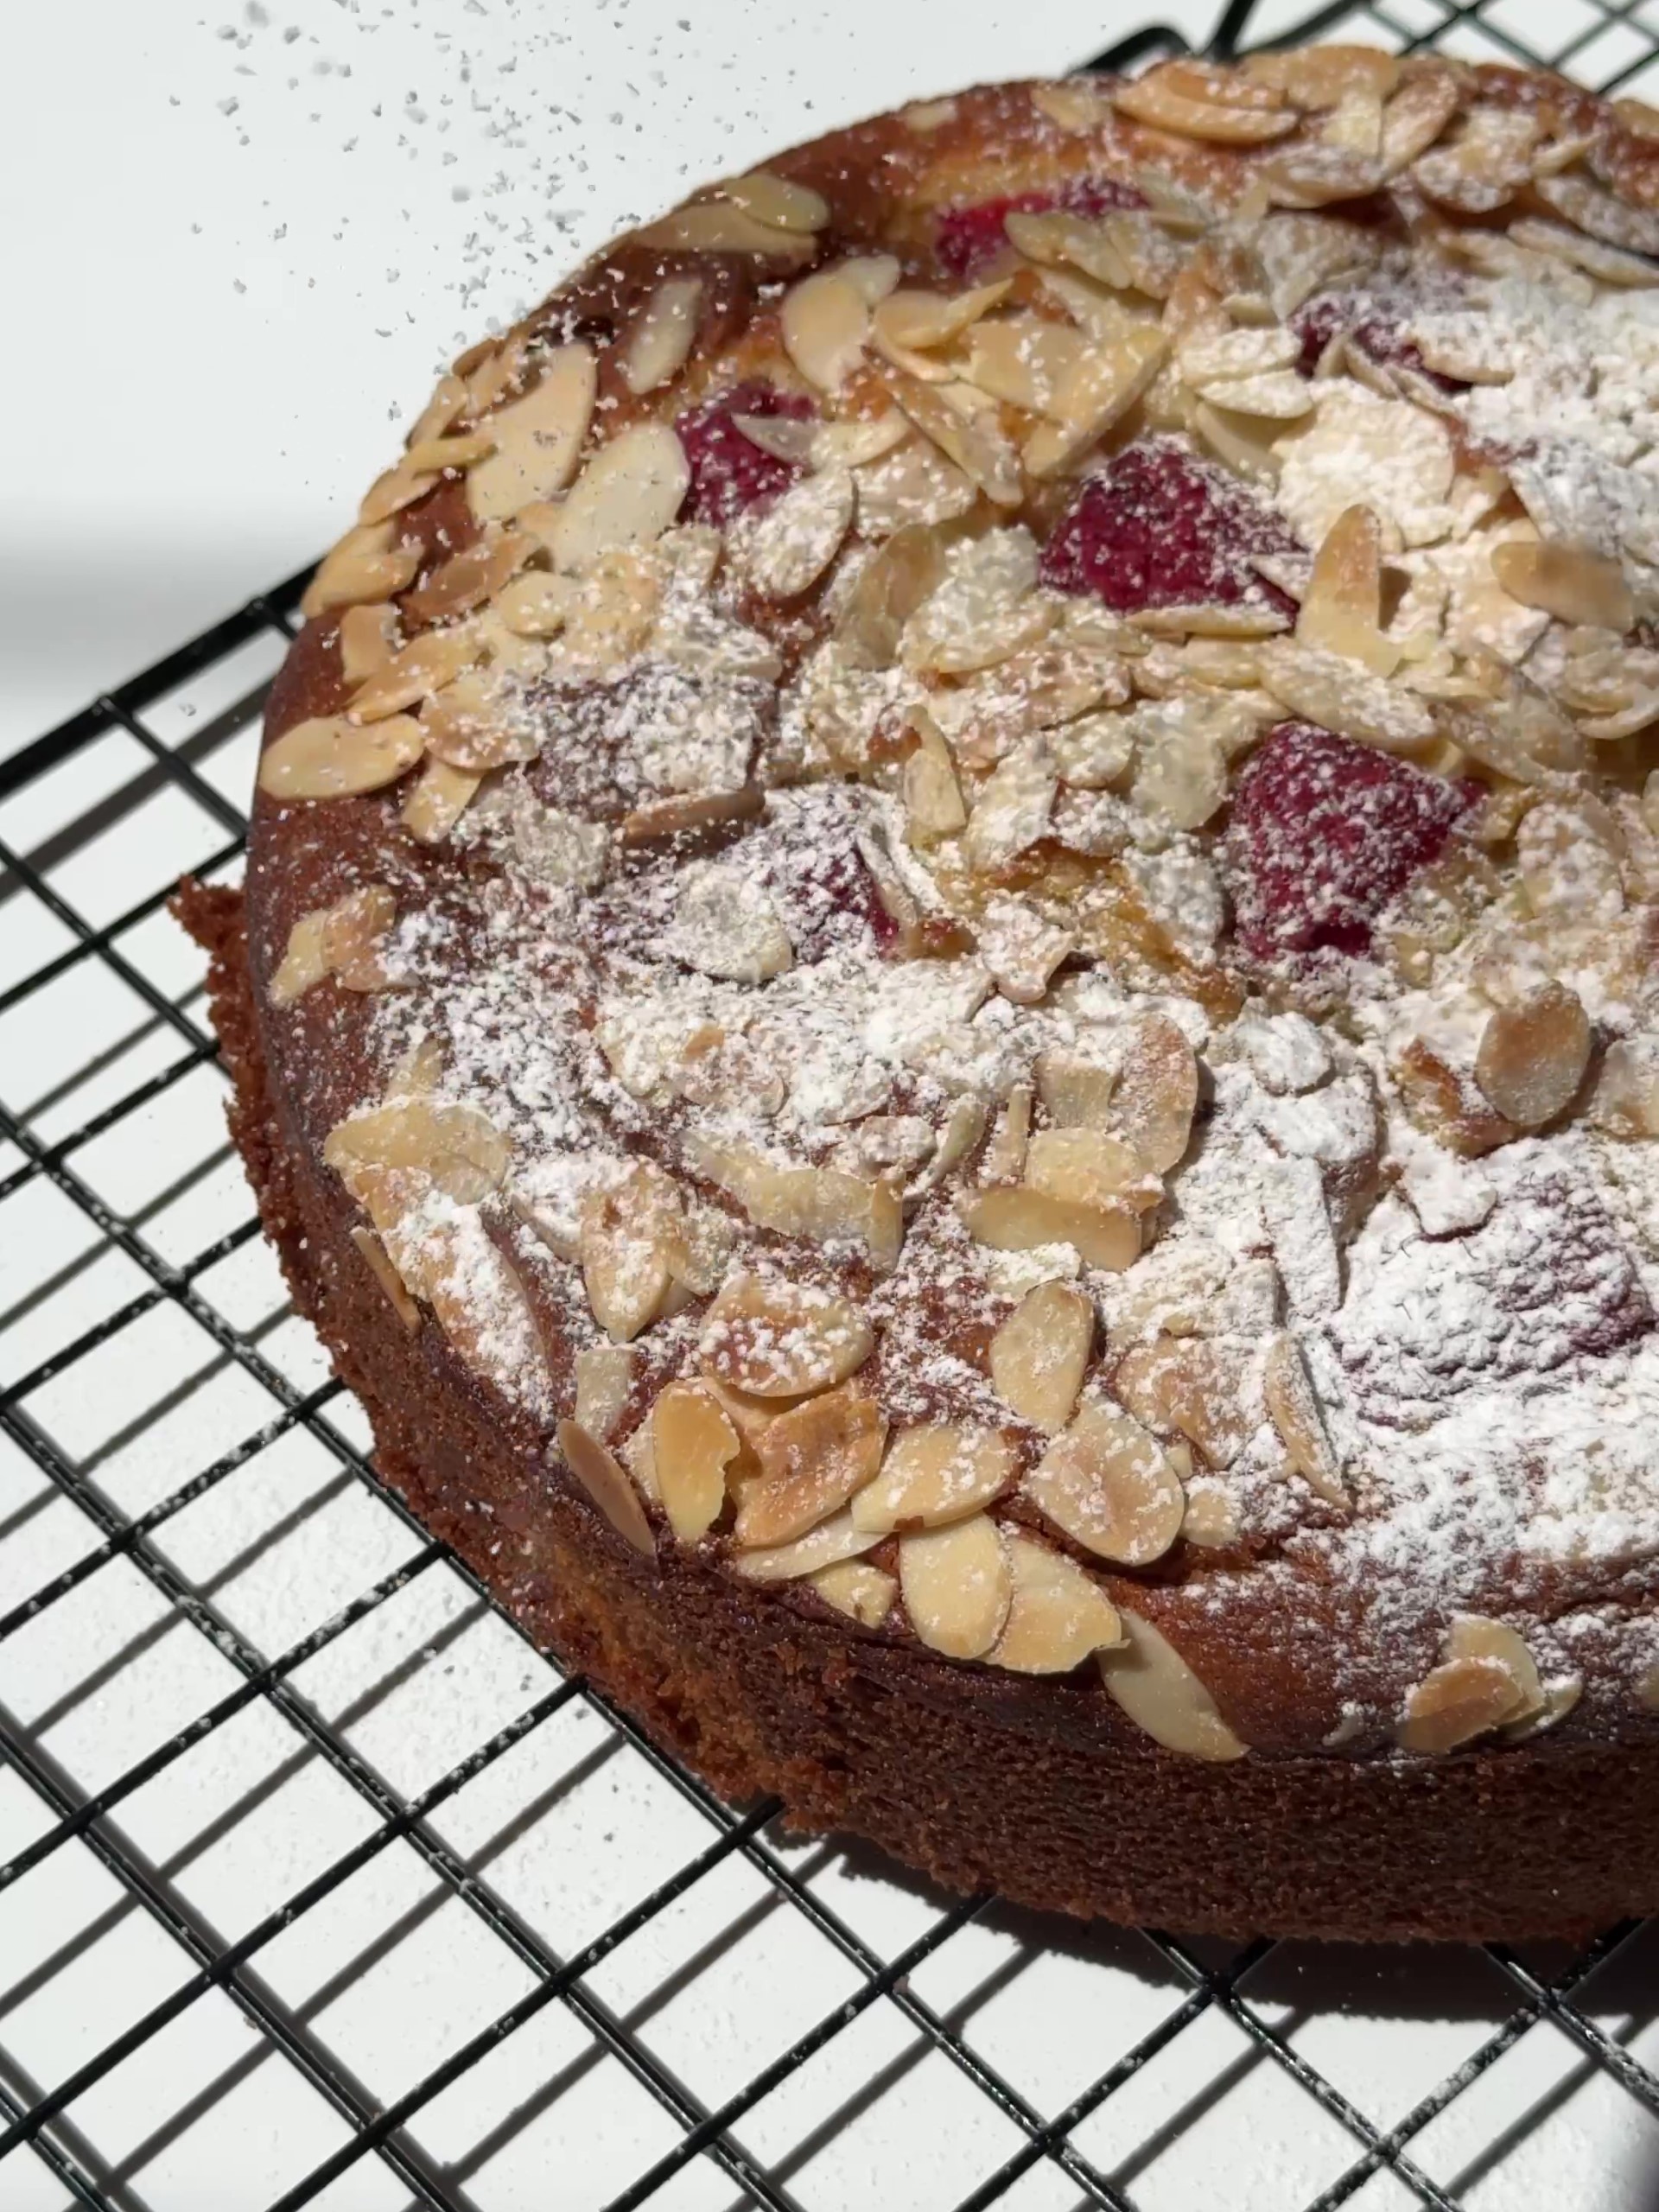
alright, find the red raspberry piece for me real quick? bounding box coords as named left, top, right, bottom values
left=676, top=382, right=815, bottom=526
left=1037, top=437, right=1300, bottom=620
left=1228, top=721, right=1477, bottom=962
left=935, top=175, right=1146, bottom=281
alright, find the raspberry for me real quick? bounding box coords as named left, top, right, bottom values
left=935, top=175, right=1146, bottom=281
left=1037, top=437, right=1301, bottom=620
left=1228, top=721, right=1477, bottom=962
left=676, top=382, right=815, bottom=526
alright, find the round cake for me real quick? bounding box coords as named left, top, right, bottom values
left=183, top=47, right=1659, bottom=1941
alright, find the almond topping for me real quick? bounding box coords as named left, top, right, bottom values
left=1025, top=1396, right=1185, bottom=1566
left=902, top=714, right=969, bottom=843
left=401, top=757, right=483, bottom=845
left=730, top=1509, right=882, bottom=1582
left=321, top=883, right=397, bottom=990
left=1587, top=1035, right=1659, bottom=1140
left=961, top=315, right=1089, bottom=416
left=324, top=1096, right=511, bottom=1204
left=718, top=169, right=830, bottom=233
left=879, top=365, right=1025, bottom=507
left=1256, top=638, right=1436, bottom=753
left=419, top=670, right=542, bottom=772
left=350, top=1217, right=423, bottom=1332
left=634, top=201, right=817, bottom=259
left=1034, top=1051, right=1116, bottom=1131
left=404, top=372, right=468, bottom=450
left=467, top=345, right=598, bottom=523
left=1298, top=504, right=1397, bottom=677
left=1022, top=325, right=1170, bottom=480
left=686, top=1137, right=901, bottom=1270
left=358, top=461, right=440, bottom=529
left=1490, top=539, right=1634, bottom=633
left=301, top=522, right=423, bottom=620
left=739, top=465, right=855, bottom=599
left=989, top=1280, right=1094, bottom=1433
left=1112, top=1012, right=1198, bottom=1173
left=781, top=254, right=900, bottom=389
left=404, top=531, right=534, bottom=625
left=257, top=713, right=425, bottom=801
left=736, top=1382, right=888, bottom=1548
left=556, top=1417, right=656, bottom=1557
left=1396, top=1616, right=1544, bottom=1753
left=851, top=1422, right=1018, bottom=1535
left=836, top=523, right=951, bottom=669
left=348, top=625, right=481, bottom=723
left=1472, top=982, right=1591, bottom=1128
left=699, top=1273, right=874, bottom=1398
left=579, top=1160, right=682, bottom=1343
left=989, top=1536, right=1122, bottom=1674
left=1243, top=44, right=1399, bottom=108
left=572, top=1343, right=638, bottom=1442
left=650, top=1381, right=741, bottom=1543
left=535, top=421, right=691, bottom=573
left=621, top=276, right=704, bottom=394
left=1112, top=71, right=1299, bottom=146
left=899, top=1514, right=1011, bottom=1659
left=1113, top=1338, right=1249, bottom=1469
left=1099, top=1608, right=1247, bottom=1760
left=876, top=280, right=1013, bottom=354
left=1262, top=1332, right=1347, bottom=1509
left=337, top=603, right=400, bottom=684
left=1025, top=1127, right=1162, bottom=1215
left=809, top=1560, right=897, bottom=1626
left=620, top=785, right=766, bottom=845
left=268, top=908, right=333, bottom=1007
left=958, top=1185, right=1143, bottom=1272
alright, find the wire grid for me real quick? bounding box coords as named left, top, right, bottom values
left=5, top=5, right=1659, bottom=2209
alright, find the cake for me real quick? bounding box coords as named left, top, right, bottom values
left=180, top=47, right=1659, bottom=1941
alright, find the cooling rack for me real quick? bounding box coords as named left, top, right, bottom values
left=6, top=1, right=1659, bottom=2205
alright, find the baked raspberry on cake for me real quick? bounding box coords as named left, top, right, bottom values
left=181, top=48, right=1659, bottom=1940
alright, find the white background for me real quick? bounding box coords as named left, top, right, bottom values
left=0, top=0, right=1224, bottom=756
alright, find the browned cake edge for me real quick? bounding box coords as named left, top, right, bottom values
left=177, top=874, right=1659, bottom=1941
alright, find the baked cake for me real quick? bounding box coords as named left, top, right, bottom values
left=181, top=47, right=1659, bottom=1940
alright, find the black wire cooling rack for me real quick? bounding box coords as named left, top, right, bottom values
left=6, top=3, right=1659, bottom=2206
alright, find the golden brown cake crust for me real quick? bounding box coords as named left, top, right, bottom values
left=196, top=52, right=1659, bottom=1936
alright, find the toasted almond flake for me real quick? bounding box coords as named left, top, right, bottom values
left=852, top=1423, right=1018, bottom=1535
left=321, top=883, right=397, bottom=990
left=350, top=1224, right=421, bottom=1331
left=325, top=1096, right=511, bottom=1204
left=650, top=1382, right=741, bottom=1543
left=301, top=524, right=423, bottom=620
left=1516, top=798, right=1625, bottom=922
left=1099, top=1608, right=1246, bottom=1759
left=719, top=168, right=830, bottom=233
left=535, top=421, right=691, bottom=574
left=963, top=741, right=1058, bottom=871
left=269, top=909, right=332, bottom=1007
left=337, top=602, right=400, bottom=685
left=557, top=1417, right=656, bottom=1556
left=1177, top=325, right=1300, bottom=383
left=1114, top=1338, right=1250, bottom=1469
left=258, top=713, right=425, bottom=801
left=1025, top=1396, right=1184, bottom=1565
left=1243, top=43, right=1399, bottom=107
left=878, top=281, right=1013, bottom=358
left=348, top=625, right=481, bottom=723
left=490, top=569, right=575, bottom=638
left=1160, top=58, right=1289, bottom=110
left=981, top=1084, right=1033, bottom=1187
left=572, top=1343, right=638, bottom=1442
left=1004, top=208, right=1131, bottom=289
left=739, top=466, right=855, bottom=599
left=1129, top=711, right=1230, bottom=832
left=978, top=897, right=1075, bottom=1005
left=1113, top=72, right=1297, bottom=145
left=781, top=255, right=900, bottom=389
left=1535, top=169, right=1659, bottom=259
left=899, top=1514, right=1011, bottom=1659
left=401, top=757, right=483, bottom=845
left=358, top=460, right=440, bottom=529
left=903, top=715, right=968, bottom=842
left=1473, top=982, right=1591, bottom=1128
left=1413, top=105, right=1539, bottom=214
left=402, top=430, right=496, bottom=479
left=1490, top=540, right=1634, bottom=632
left=1031, top=79, right=1112, bottom=131
left=1192, top=367, right=1312, bottom=420
left=730, top=1508, right=882, bottom=1582
left=855, top=440, right=979, bottom=537
left=988, top=1536, right=1122, bottom=1673
left=1262, top=1332, right=1347, bottom=1508
left=988, top=1279, right=1094, bottom=1434
left=1181, top=1478, right=1241, bottom=1549
left=809, top=1559, right=897, bottom=1626
left=579, top=1161, right=683, bottom=1343
left=1508, top=215, right=1659, bottom=289
left=620, top=785, right=765, bottom=846
left=878, top=366, right=1025, bottom=509
left=405, top=373, right=469, bottom=451
left=699, top=1272, right=874, bottom=1398
left=620, top=276, right=703, bottom=395
left=1034, top=1050, right=1116, bottom=1129
left=960, top=315, right=1089, bottom=418
left=1587, top=1035, right=1659, bottom=1139
left=959, top=1184, right=1142, bottom=1272
left=1026, top=1127, right=1162, bottom=1214
left=1396, top=1616, right=1542, bottom=1752
left=1299, top=503, right=1397, bottom=677
left=404, top=531, right=533, bottom=625
left=1022, top=325, right=1170, bottom=479
left=634, top=200, right=817, bottom=258
left=466, top=345, right=598, bottom=524
left=1376, top=61, right=1463, bottom=174
left=1256, top=637, right=1435, bottom=752
left=736, top=1382, right=888, bottom=1548
left=1190, top=398, right=1281, bottom=482
left=690, top=1138, right=899, bottom=1269
left=1049, top=711, right=1135, bottom=789
left=418, top=668, right=542, bottom=772
left=1112, top=1012, right=1198, bottom=1173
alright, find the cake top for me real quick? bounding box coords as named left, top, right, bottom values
left=252, top=49, right=1659, bottom=1763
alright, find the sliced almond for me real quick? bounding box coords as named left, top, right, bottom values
left=634, top=200, right=817, bottom=259
left=269, top=908, right=333, bottom=1006
left=1099, top=1608, right=1246, bottom=1760
left=620, top=785, right=765, bottom=845
left=358, top=460, right=440, bottom=529
left=1490, top=540, right=1634, bottom=633
left=1025, top=1396, right=1184, bottom=1566
left=1397, top=1617, right=1541, bottom=1753
left=730, top=1508, right=882, bottom=1582
left=338, top=602, right=401, bottom=685
left=1535, top=169, right=1659, bottom=260
left=876, top=280, right=1012, bottom=355
left=579, top=1161, right=679, bottom=1343
left=1376, top=62, right=1464, bottom=175
left=899, top=1514, right=1011, bottom=1659
left=556, top=1417, right=655, bottom=1557
left=1191, top=399, right=1281, bottom=483
left=982, top=1084, right=1033, bottom=1187
left=1034, top=1051, right=1116, bottom=1130
left=963, top=742, right=1058, bottom=871
left=1022, top=326, right=1169, bottom=480
left=650, top=1382, right=741, bottom=1543
left=718, top=169, right=829, bottom=233
left=879, top=365, right=1024, bottom=507
left=960, top=315, right=1089, bottom=419
left=699, top=1272, right=874, bottom=1398
left=736, top=1382, right=888, bottom=1548
left=467, top=345, right=598, bottom=524
left=1113, top=72, right=1297, bottom=146
left=1158, top=59, right=1289, bottom=111
left=1190, top=369, right=1312, bottom=421
left=621, top=276, right=703, bottom=395
left=258, top=713, right=425, bottom=801
left=1176, top=325, right=1300, bottom=383
left=1299, top=504, right=1396, bottom=677
left=419, top=669, right=543, bottom=772
left=321, top=883, right=397, bottom=990
left=1587, top=1035, right=1659, bottom=1139
left=1256, top=637, right=1436, bottom=753
left=686, top=1137, right=899, bottom=1270
left=404, top=372, right=469, bottom=451
left=855, top=440, right=979, bottom=537
left=1025, top=1127, right=1162, bottom=1214
left=988, top=1535, right=1122, bottom=1674
left=404, top=531, right=533, bottom=626
left=989, top=1279, right=1094, bottom=1434
left=572, top=1343, right=638, bottom=1443
left=851, top=1423, right=1017, bottom=1535
left=959, top=1184, right=1142, bottom=1272
left=1262, top=1332, right=1346, bottom=1508
left=1243, top=44, right=1399, bottom=108
left=536, top=421, right=690, bottom=574
left=348, top=625, right=481, bottom=723
left=903, top=713, right=969, bottom=842
left=1111, top=1012, right=1198, bottom=1173
left=325, top=1096, right=509, bottom=1205
left=1509, top=215, right=1659, bottom=289
left=781, top=255, right=899, bottom=390
left=1473, top=982, right=1591, bottom=1128
left=350, top=1224, right=421, bottom=1331
left=810, top=1560, right=897, bottom=1625
left=402, top=756, right=483, bottom=845
left=1113, top=1338, right=1249, bottom=1469
left=740, top=466, right=855, bottom=599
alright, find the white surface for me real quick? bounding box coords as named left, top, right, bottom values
left=1, top=0, right=1216, bottom=757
